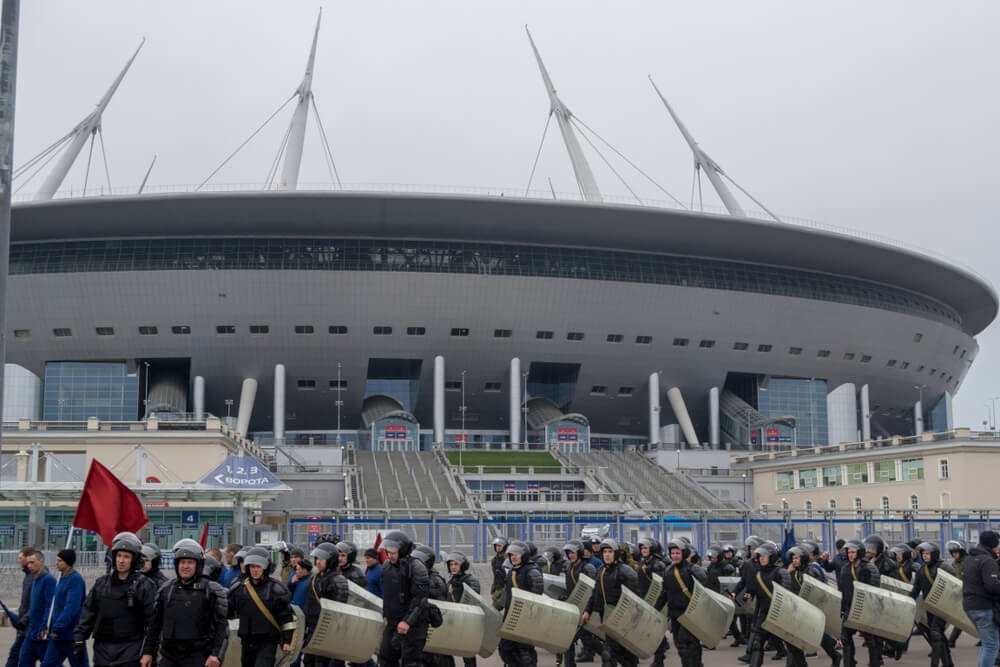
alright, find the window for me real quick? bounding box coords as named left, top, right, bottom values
left=494, top=329, right=513, bottom=339
left=672, top=337, right=689, bottom=347
left=53, top=328, right=72, bottom=337
left=804, top=500, right=814, bottom=518
left=900, top=361, right=910, bottom=369
left=451, top=327, right=470, bottom=337
left=914, top=333, right=923, bottom=342
left=938, top=458, right=949, bottom=480
left=590, top=385, right=608, bottom=395
left=617, top=386, right=634, bottom=397
left=484, top=382, right=502, bottom=392
left=776, top=471, right=794, bottom=491
left=798, top=468, right=818, bottom=489
left=854, top=497, right=863, bottom=515
left=567, top=332, right=585, bottom=341
left=861, top=355, right=872, bottom=363
left=96, top=327, right=115, bottom=336
left=873, top=460, right=897, bottom=482
left=788, top=346, right=803, bottom=355
left=733, top=341, right=749, bottom=351
left=536, top=330, right=554, bottom=340
left=373, top=326, right=393, bottom=335
left=699, top=339, right=716, bottom=348
left=929, top=368, right=936, bottom=376
left=757, top=344, right=773, bottom=352
left=297, top=379, right=316, bottom=389
left=828, top=499, right=837, bottom=510
left=910, top=495, right=919, bottom=511
left=847, top=462, right=869, bottom=484
left=917, top=365, right=925, bottom=373
left=881, top=496, right=891, bottom=515
left=406, top=327, right=426, bottom=336
left=13, top=329, right=30, bottom=339
left=329, top=325, right=348, bottom=335
left=817, top=349, right=831, bottom=358
left=445, top=381, right=463, bottom=391
left=329, top=379, right=347, bottom=390
left=887, top=359, right=897, bottom=367
left=843, top=352, right=856, bottom=361
left=138, top=326, right=158, bottom=335
left=172, top=325, right=191, bottom=335
left=606, top=333, right=623, bottom=343
left=216, top=325, right=236, bottom=335
left=822, top=465, right=843, bottom=487
left=294, top=325, right=314, bottom=334
left=249, top=325, right=269, bottom=334
left=901, top=458, right=924, bottom=481
left=953, top=345, right=960, bottom=355
left=635, top=335, right=652, bottom=345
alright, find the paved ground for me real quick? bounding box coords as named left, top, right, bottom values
left=0, top=622, right=985, bottom=666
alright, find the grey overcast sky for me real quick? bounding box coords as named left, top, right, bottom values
left=13, top=1, right=1000, bottom=428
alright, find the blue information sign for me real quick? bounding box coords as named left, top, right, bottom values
left=208, top=525, right=225, bottom=536
left=153, top=524, right=174, bottom=536
left=0, top=525, right=14, bottom=537
left=48, top=524, right=68, bottom=536
left=181, top=511, right=200, bottom=528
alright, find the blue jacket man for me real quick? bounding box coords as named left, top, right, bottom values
left=363, top=549, right=383, bottom=598
left=18, top=552, right=55, bottom=667
left=41, top=549, right=87, bottom=667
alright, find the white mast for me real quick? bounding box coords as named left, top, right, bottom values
left=278, top=9, right=321, bottom=191
left=34, top=39, right=144, bottom=201
left=648, top=76, right=745, bottom=217
left=526, top=27, right=602, bottom=203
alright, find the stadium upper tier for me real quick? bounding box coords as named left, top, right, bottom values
left=7, top=190, right=996, bottom=436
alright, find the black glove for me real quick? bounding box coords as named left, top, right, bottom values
left=72, top=642, right=86, bottom=663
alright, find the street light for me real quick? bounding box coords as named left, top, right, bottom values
left=459, top=370, right=467, bottom=471
left=336, top=362, right=344, bottom=447
left=224, top=399, right=233, bottom=419
left=522, top=372, right=529, bottom=449
left=143, top=361, right=150, bottom=418
left=741, top=473, right=748, bottom=505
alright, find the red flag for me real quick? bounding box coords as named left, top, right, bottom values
left=199, top=521, right=210, bottom=549
left=374, top=531, right=387, bottom=564
left=73, top=460, right=149, bottom=547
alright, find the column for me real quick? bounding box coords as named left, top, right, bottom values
left=510, top=357, right=522, bottom=445
left=434, top=356, right=445, bottom=445
left=274, top=364, right=286, bottom=444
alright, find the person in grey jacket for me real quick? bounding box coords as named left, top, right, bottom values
left=6, top=547, right=36, bottom=667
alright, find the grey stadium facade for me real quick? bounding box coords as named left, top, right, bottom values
left=6, top=189, right=996, bottom=452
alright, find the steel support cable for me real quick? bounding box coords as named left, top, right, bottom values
left=13, top=141, right=68, bottom=195
left=311, top=96, right=342, bottom=188
left=571, top=117, right=643, bottom=203
left=264, top=121, right=294, bottom=190
left=524, top=112, right=553, bottom=195
left=721, top=171, right=782, bottom=222
left=13, top=130, right=74, bottom=179
left=82, top=131, right=96, bottom=194
left=571, top=115, right=688, bottom=209
left=196, top=94, right=297, bottom=191
left=98, top=127, right=113, bottom=193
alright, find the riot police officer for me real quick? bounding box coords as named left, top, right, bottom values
left=561, top=540, right=599, bottom=667
left=75, top=532, right=158, bottom=667
left=488, top=536, right=508, bottom=611
left=499, top=541, right=545, bottom=667
left=911, top=542, right=955, bottom=667
left=445, top=552, right=480, bottom=667
left=143, top=539, right=228, bottom=667
left=657, top=538, right=708, bottom=667
left=335, top=541, right=367, bottom=588
left=302, top=543, right=349, bottom=667
left=229, top=546, right=296, bottom=667
left=378, top=530, right=430, bottom=667
left=140, top=543, right=170, bottom=589
left=583, top=539, right=639, bottom=667
left=839, top=539, right=881, bottom=667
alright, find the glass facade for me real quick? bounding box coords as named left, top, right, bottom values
left=757, top=378, right=829, bottom=447
left=527, top=363, right=581, bottom=412
left=901, top=458, right=924, bottom=481
left=43, top=361, right=139, bottom=421
left=9, top=238, right=962, bottom=329
left=823, top=465, right=844, bottom=487
left=364, top=359, right=422, bottom=413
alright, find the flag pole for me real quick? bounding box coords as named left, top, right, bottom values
left=43, top=526, right=75, bottom=634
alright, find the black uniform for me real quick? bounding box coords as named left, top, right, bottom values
left=562, top=556, right=598, bottom=667
left=839, top=557, right=881, bottom=667
left=75, top=571, right=157, bottom=667
left=422, top=566, right=449, bottom=667
left=146, top=575, right=228, bottom=667
left=340, top=563, right=367, bottom=588
left=786, top=560, right=840, bottom=667
left=744, top=558, right=792, bottom=667
left=489, top=550, right=506, bottom=610
left=587, top=559, right=640, bottom=667
left=446, top=570, right=481, bottom=667
left=911, top=559, right=956, bottom=667
left=229, top=575, right=295, bottom=667
left=657, top=559, right=708, bottom=667
left=302, top=568, right=350, bottom=667
left=498, top=557, right=544, bottom=667
left=379, top=556, right=430, bottom=667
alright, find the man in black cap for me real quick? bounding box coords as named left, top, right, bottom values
left=962, top=530, right=1000, bottom=667
left=364, top=548, right=383, bottom=598
left=40, top=549, right=87, bottom=667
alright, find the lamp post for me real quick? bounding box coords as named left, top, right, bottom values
left=143, top=361, right=150, bottom=418
left=459, top=370, right=467, bottom=471
left=991, top=396, right=1000, bottom=432
left=336, top=362, right=344, bottom=447
left=741, top=472, right=748, bottom=505
left=224, top=399, right=233, bottom=419
left=521, top=371, right=528, bottom=449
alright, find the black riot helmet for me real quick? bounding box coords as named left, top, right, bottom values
left=202, top=554, right=222, bottom=581
left=863, top=535, right=886, bottom=557
left=945, top=540, right=967, bottom=557
left=563, top=540, right=585, bottom=559
left=492, top=536, right=509, bottom=553
left=244, top=546, right=274, bottom=575
left=335, top=541, right=359, bottom=566
left=172, top=538, right=206, bottom=577
left=666, top=539, right=691, bottom=560
left=890, top=543, right=912, bottom=563
left=445, top=551, right=470, bottom=573
left=112, top=531, right=144, bottom=571
left=917, top=541, right=941, bottom=564
left=381, top=530, right=414, bottom=558
left=412, top=544, right=436, bottom=568
left=786, top=545, right=810, bottom=566
left=754, top=542, right=779, bottom=563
